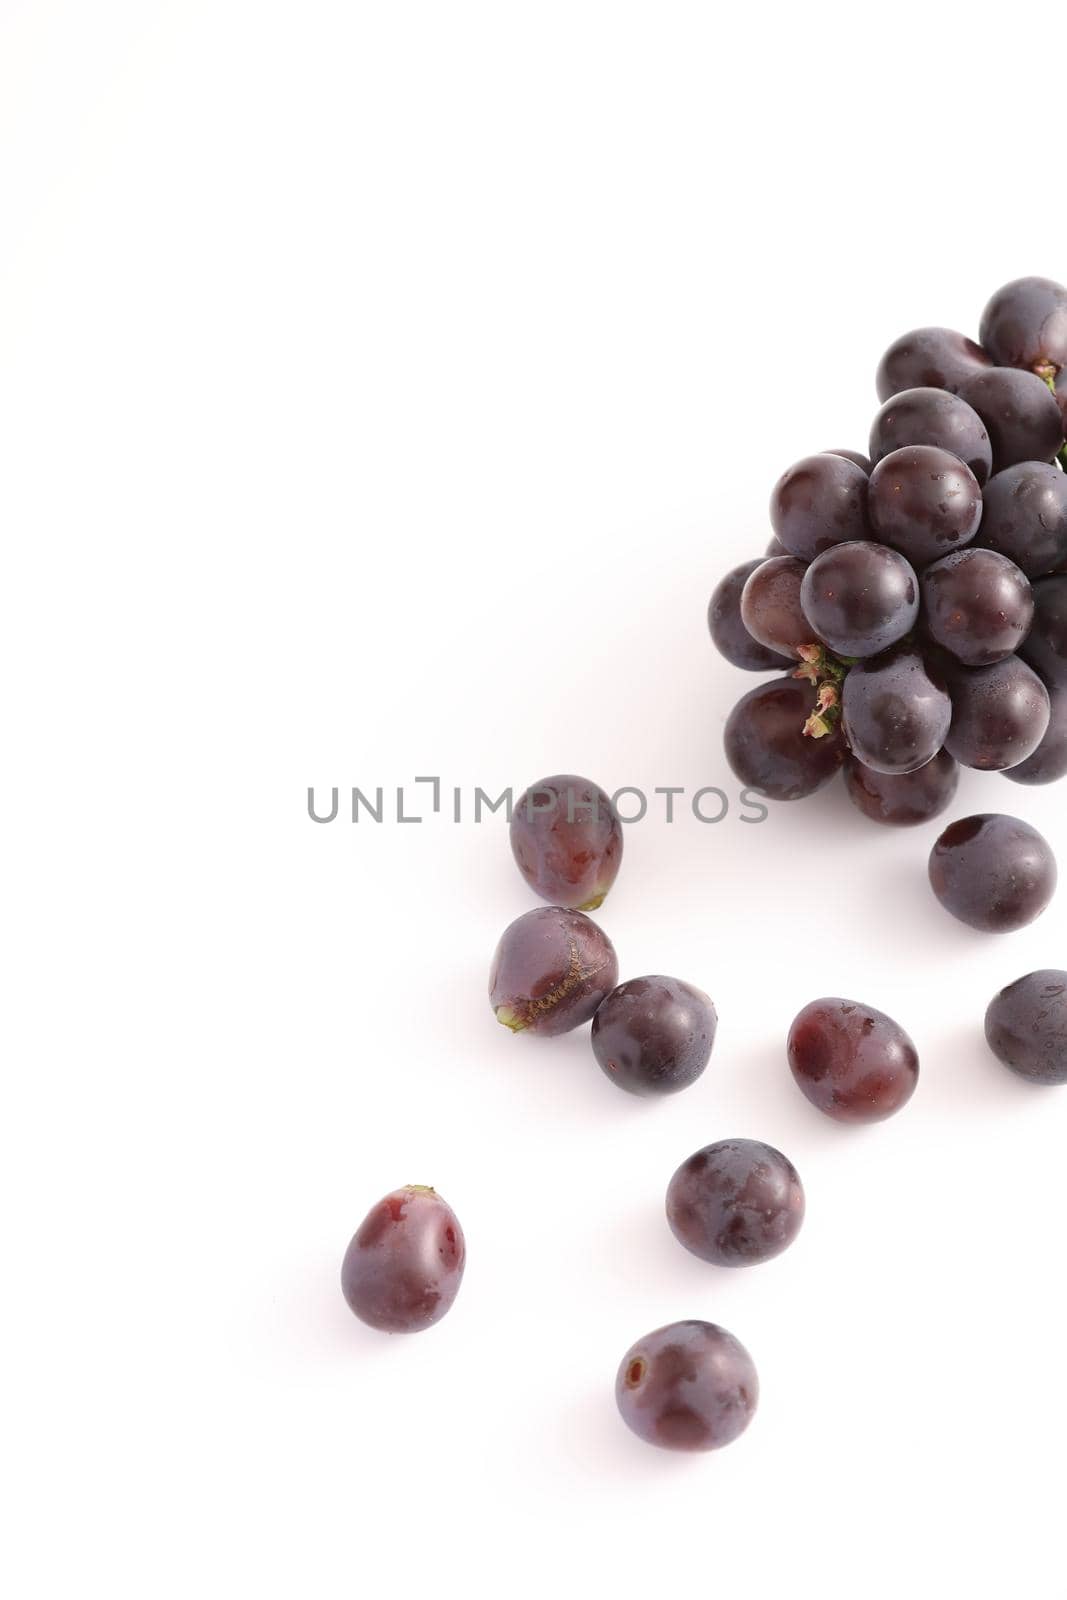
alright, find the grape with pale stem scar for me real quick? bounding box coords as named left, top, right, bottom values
left=489, top=906, right=618, bottom=1035
left=509, top=774, right=622, bottom=911
left=341, top=1185, right=465, bottom=1333
left=615, top=1321, right=758, bottom=1452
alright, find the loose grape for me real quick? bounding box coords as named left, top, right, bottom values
left=591, top=976, right=716, bottom=1096
left=985, top=970, right=1067, bottom=1085
left=769, top=453, right=870, bottom=561
left=921, top=548, right=1034, bottom=667
left=489, top=906, right=618, bottom=1035
left=788, top=998, right=919, bottom=1123
left=800, top=540, right=918, bottom=658
left=615, top=1321, right=758, bottom=1452
left=341, top=1186, right=465, bottom=1333
left=867, top=445, right=982, bottom=568
left=510, top=775, right=622, bottom=911
left=869, top=387, right=992, bottom=484
left=929, top=813, right=1057, bottom=932
left=708, top=560, right=791, bottom=672
left=666, top=1139, right=804, bottom=1266
left=843, top=749, right=958, bottom=826
left=724, top=676, right=845, bottom=800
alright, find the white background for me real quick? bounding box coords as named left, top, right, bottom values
left=4, top=4, right=1066, bottom=1596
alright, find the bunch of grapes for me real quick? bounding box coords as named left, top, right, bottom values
left=710, top=275, right=1067, bottom=822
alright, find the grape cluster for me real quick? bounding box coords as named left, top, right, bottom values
left=711, top=276, right=1067, bottom=816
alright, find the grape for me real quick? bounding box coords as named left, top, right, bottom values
left=875, top=327, right=992, bottom=402
left=843, top=749, right=958, bottom=826
left=489, top=906, right=618, bottom=1035
left=979, top=276, right=1067, bottom=377
left=787, top=997, right=918, bottom=1123
left=1019, top=575, right=1067, bottom=687
left=841, top=647, right=952, bottom=775
left=510, top=775, right=622, bottom=911
left=869, top=387, right=992, bottom=484
left=800, top=541, right=918, bottom=658
left=708, top=560, right=791, bottom=672
left=740, top=556, right=822, bottom=657
left=665, top=1139, right=804, bottom=1266
left=1003, top=682, right=1067, bottom=786
left=341, top=1185, right=465, bottom=1333
left=765, top=535, right=788, bottom=558
left=769, top=453, right=870, bottom=561
left=724, top=676, right=845, bottom=800
left=929, top=813, right=1056, bottom=932
left=921, top=548, right=1034, bottom=667
left=867, top=445, right=982, bottom=568
left=615, top=1321, right=758, bottom=1452
left=823, top=448, right=871, bottom=473
left=1056, top=368, right=1067, bottom=438
left=944, top=655, right=1050, bottom=771
left=591, top=976, right=716, bottom=1096
left=974, top=463, right=1067, bottom=579
left=956, top=368, right=1064, bottom=471
left=985, top=970, right=1067, bottom=1085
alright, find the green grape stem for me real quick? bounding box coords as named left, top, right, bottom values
left=794, top=644, right=852, bottom=739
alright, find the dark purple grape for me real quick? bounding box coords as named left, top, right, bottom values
left=787, top=997, right=918, bottom=1123
left=489, top=906, right=618, bottom=1035
left=616, top=1321, right=758, bottom=1452
left=921, top=548, right=1034, bottom=667
left=740, top=556, right=822, bottom=657
left=875, top=327, right=992, bottom=402
left=957, top=368, right=1064, bottom=471
left=708, top=560, right=791, bottom=672
left=841, top=647, right=951, bottom=775
left=985, top=970, right=1067, bottom=1084
left=974, top=463, right=1067, bottom=579
left=867, top=445, right=982, bottom=568
left=1003, top=682, right=1067, bottom=785
left=945, top=656, right=1050, bottom=771
left=724, top=676, right=845, bottom=801
left=929, top=813, right=1056, bottom=932
left=822, top=447, right=871, bottom=473
left=869, top=387, right=992, bottom=484
left=1056, top=368, right=1067, bottom=438
left=979, top=276, right=1067, bottom=377
left=510, top=775, right=622, bottom=911
left=591, top=976, right=716, bottom=1096
left=800, top=541, right=918, bottom=658
left=769, top=454, right=870, bottom=561
left=341, top=1185, right=465, bottom=1333
left=665, top=1139, right=804, bottom=1266
left=843, top=749, right=958, bottom=826
left=1019, top=574, right=1067, bottom=687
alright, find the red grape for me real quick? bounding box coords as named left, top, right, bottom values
left=975, top=463, right=1067, bottom=579
left=944, top=655, right=1050, bottom=771
left=800, top=540, right=918, bottom=658
left=1003, top=682, right=1067, bottom=786
left=616, top=1321, right=758, bottom=1452
left=985, top=970, right=1067, bottom=1085
left=666, top=1139, right=804, bottom=1266
left=769, top=453, right=870, bottom=561
left=708, top=559, right=791, bottom=671
left=921, top=548, right=1034, bottom=667
left=869, top=387, right=992, bottom=484
left=510, top=774, right=622, bottom=911
left=957, top=368, right=1064, bottom=471
left=341, top=1186, right=465, bottom=1333
left=740, top=555, right=821, bottom=657
left=823, top=447, right=871, bottom=473
left=842, top=647, right=951, bottom=774
left=979, top=276, right=1067, bottom=377
left=929, top=813, right=1057, bottom=932
left=788, top=997, right=919, bottom=1123
left=489, top=906, right=618, bottom=1035
left=867, top=445, right=982, bottom=568
left=875, top=327, right=992, bottom=402
left=591, top=976, right=716, bottom=1096
left=724, top=675, right=845, bottom=800
left=843, top=749, right=958, bottom=826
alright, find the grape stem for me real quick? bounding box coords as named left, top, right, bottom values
left=1038, top=369, right=1067, bottom=470
left=794, top=644, right=852, bottom=737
